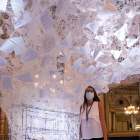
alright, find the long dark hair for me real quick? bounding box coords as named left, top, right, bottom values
left=81, top=86, right=100, bottom=114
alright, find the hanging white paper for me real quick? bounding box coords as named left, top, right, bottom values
left=96, top=34, right=107, bottom=45
left=130, top=24, right=139, bottom=36
left=79, top=12, right=91, bottom=29
left=47, top=70, right=58, bottom=76
left=67, top=3, right=77, bottom=15
left=76, top=41, right=90, bottom=54
left=0, top=56, right=7, bottom=66
left=56, top=0, right=69, bottom=15
left=1, top=75, right=13, bottom=91
left=93, top=50, right=104, bottom=61
left=109, top=72, right=115, bottom=84
left=0, top=72, right=9, bottom=81
left=126, top=38, right=138, bottom=47
left=0, top=40, right=17, bottom=53
left=16, top=71, right=34, bottom=82
left=74, top=82, right=82, bottom=94
left=14, top=10, right=32, bottom=29
left=10, top=36, right=27, bottom=55
left=41, top=55, right=54, bottom=69
left=96, top=70, right=106, bottom=79
left=80, top=65, right=95, bottom=74
left=86, top=21, right=99, bottom=34
left=85, top=76, right=97, bottom=83
left=97, top=0, right=117, bottom=18
left=126, top=0, right=136, bottom=18
left=90, top=50, right=94, bottom=57
left=20, top=47, right=39, bottom=63
left=59, top=32, right=71, bottom=47
left=42, top=35, right=55, bottom=54
left=57, top=51, right=73, bottom=63
left=37, top=10, right=53, bottom=31
left=70, top=58, right=82, bottom=68
left=96, top=61, right=111, bottom=67
left=120, top=58, right=133, bottom=68
left=129, top=47, right=140, bottom=57
left=110, top=50, right=122, bottom=59
left=115, top=24, right=127, bottom=41
left=0, top=0, right=8, bottom=11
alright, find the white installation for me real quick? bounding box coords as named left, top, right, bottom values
left=0, top=0, right=140, bottom=139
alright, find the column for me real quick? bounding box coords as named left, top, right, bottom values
left=0, top=108, right=6, bottom=134
left=113, top=112, right=116, bottom=131
left=109, top=112, right=112, bottom=131
left=131, top=114, right=134, bottom=130
left=99, top=92, right=104, bottom=109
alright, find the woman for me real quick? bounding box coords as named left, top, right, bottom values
left=79, top=86, right=107, bottom=140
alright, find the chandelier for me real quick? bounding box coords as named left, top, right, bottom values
left=124, top=104, right=139, bottom=114
left=124, top=86, right=139, bottom=114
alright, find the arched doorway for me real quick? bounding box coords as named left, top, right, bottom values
left=0, top=108, right=8, bottom=140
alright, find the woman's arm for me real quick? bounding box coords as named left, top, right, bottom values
left=98, top=102, right=107, bottom=140
left=79, top=105, right=82, bottom=140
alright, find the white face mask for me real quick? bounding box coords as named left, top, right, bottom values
left=86, top=92, right=94, bottom=100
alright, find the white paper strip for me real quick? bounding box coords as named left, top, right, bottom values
left=126, top=38, right=138, bottom=47
left=38, top=11, right=53, bottom=31
left=74, top=82, right=82, bottom=94
left=1, top=75, right=13, bottom=91
left=10, top=36, right=27, bottom=55
left=70, top=58, right=82, bottom=68
left=57, top=51, right=73, bottom=63
left=115, top=24, right=127, bottom=41
left=86, top=21, right=99, bottom=34
left=80, top=65, right=95, bottom=74
left=76, top=41, right=90, bottom=54
left=97, top=61, right=111, bottom=68
left=0, top=56, right=7, bottom=66
left=0, top=40, right=17, bottom=53
left=126, top=0, right=136, bottom=18
left=120, top=58, right=133, bottom=68
left=14, top=10, right=32, bottom=29
left=20, top=47, right=39, bottom=63
left=41, top=55, right=54, bottom=69
left=59, top=32, right=71, bottom=47
left=42, top=35, right=55, bottom=54
left=97, top=0, right=117, bottom=18
left=16, top=71, right=34, bottom=82
left=110, top=50, right=122, bottom=59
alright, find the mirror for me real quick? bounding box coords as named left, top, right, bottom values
left=108, top=83, right=139, bottom=132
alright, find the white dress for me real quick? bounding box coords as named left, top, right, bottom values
left=80, top=101, right=103, bottom=139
